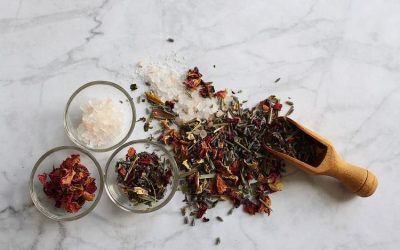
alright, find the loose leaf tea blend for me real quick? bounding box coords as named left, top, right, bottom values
left=115, top=147, right=173, bottom=206
left=38, top=154, right=97, bottom=213
left=141, top=67, right=295, bottom=221
left=264, top=118, right=327, bottom=167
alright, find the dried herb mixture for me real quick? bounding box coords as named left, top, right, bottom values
left=143, top=67, right=294, bottom=220
left=264, top=118, right=327, bottom=167
left=116, top=147, right=173, bottom=206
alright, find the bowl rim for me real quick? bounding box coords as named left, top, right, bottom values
left=29, top=145, right=104, bottom=221
left=64, top=80, right=136, bottom=152
left=104, top=139, right=179, bottom=213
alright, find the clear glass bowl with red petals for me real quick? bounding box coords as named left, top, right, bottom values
left=105, top=140, right=179, bottom=213
left=29, top=146, right=104, bottom=221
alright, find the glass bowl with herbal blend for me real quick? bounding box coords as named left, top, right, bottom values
left=30, top=146, right=104, bottom=221
left=64, top=81, right=136, bottom=152
left=105, top=140, right=179, bottom=213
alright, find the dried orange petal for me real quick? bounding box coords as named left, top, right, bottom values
left=127, top=147, right=136, bottom=157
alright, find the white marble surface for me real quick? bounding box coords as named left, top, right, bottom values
left=1, top=0, right=400, bottom=249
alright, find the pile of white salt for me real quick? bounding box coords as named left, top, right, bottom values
left=77, top=98, right=124, bottom=147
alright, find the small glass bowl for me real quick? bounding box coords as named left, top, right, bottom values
left=29, top=146, right=104, bottom=221
left=64, top=81, right=136, bottom=152
left=105, top=140, right=179, bottom=213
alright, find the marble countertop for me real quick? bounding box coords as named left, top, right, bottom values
left=1, top=0, right=400, bottom=249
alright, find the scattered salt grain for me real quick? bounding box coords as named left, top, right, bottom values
left=77, top=98, right=124, bottom=147
left=137, top=62, right=222, bottom=122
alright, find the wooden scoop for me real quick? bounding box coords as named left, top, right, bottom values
left=263, top=117, right=378, bottom=197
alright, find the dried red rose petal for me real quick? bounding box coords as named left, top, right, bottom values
left=60, top=169, right=75, bottom=186
left=217, top=149, right=225, bottom=160
left=188, top=172, right=200, bottom=193
left=199, top=142, right=209, bottom=158
left=180, top=145, right=189, bottom=159
left=214, top=90, right=228, bottom=99
left=49, top=168, right=62, bottom=182
left=227, top=190, right=242, bottom=208
left=272, top=103, right=282, bottom=111
left=64, top=202, right=81, bottom=213
left=196, top=202, right=208, bottom=218
left=199, top=84, right=215, bottom=98
left=165, top=100, right=175, bottom=109
left=38, top=174, right=47, bottom=185
left=137, top=156, right=153, bottom=165
left=216, top=174, right=228, bottom=194
left=38, top=154, right=97, bottom=213
left=243, top=200, right=258, bottom=215
left=258, top=195, right=272, bottom=215
left=118, top=165, right=127, bottom=177
left=230, top=160, right=240, bottom=176
left=184, top=78, right=202, bottom=89
left=83, top=191, right=95, bottom=201
left=268, top=173, right=284, bottom=192
left=85, top=177, right=97, bottom=194
left=186, top=67, right=202, bottom=79
left=184, top=67, right=206, bottom=90
left=62, top=154, right=80, bottom=169
left=211, top=148, right=218, bottom=159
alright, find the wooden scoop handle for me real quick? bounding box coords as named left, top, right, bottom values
left=325, top=158, right=378, bottom=197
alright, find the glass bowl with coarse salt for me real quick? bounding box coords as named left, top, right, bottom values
left=64, top=81, right=136, bottom=152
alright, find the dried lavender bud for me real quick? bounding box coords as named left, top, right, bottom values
left=137, top=117, right=146, bottom=122
left=130, top=84, right=138, bottom=91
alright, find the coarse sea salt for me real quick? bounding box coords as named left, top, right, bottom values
left=137, top=62, right=224, bottom=122
left=77, top=98, right=124, bottom=147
